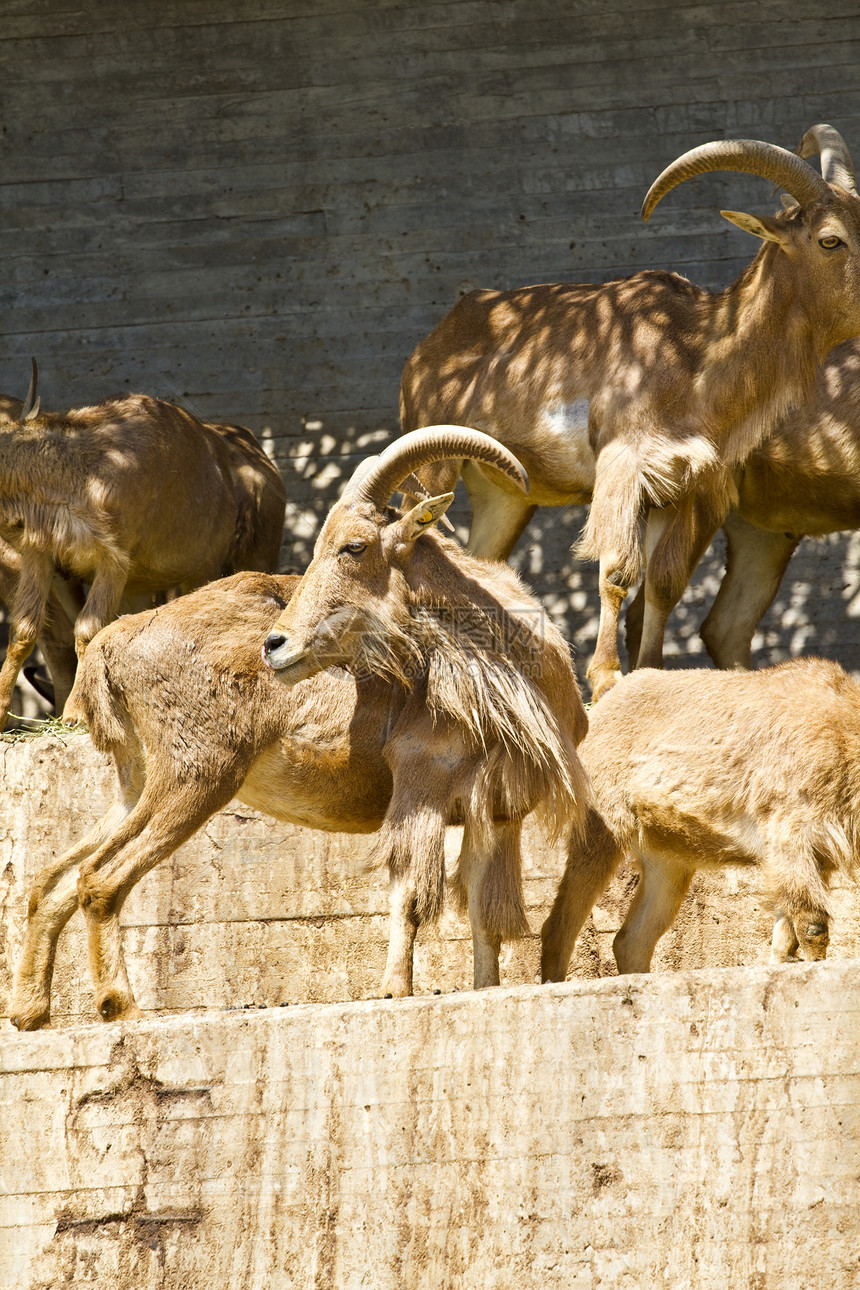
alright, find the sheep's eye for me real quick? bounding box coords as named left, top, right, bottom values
left=342, top=540, right=367, bottom=556
left=819, top=234, right=843, bottom=249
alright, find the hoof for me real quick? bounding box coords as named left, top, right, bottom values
left=97, top=993, right=142, bottom=1023
left=378, top=981, right=411, bottom=999
left=8, top=1000, right=50, bottom=1031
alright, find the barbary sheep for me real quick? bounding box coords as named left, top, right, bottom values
left=0, top=373, right=286, bottom=728
left=400, top=124, right=860, bottom=700
left=10, top=427, right=588, bottom=1029
left=540, top=660, right=859, bottom=980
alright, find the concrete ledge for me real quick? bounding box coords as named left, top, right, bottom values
left=2, top=962, right=858, bottom=1289
left=2, top=736, right=860, bottom=1026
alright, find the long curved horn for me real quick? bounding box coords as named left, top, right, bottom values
left=642, top=138, right=832, bottom=221
left=21, top=357, right=39, bottom=420
left=347, top=426, right=528, bottom=509
left=339, top=465, right=458, bottom=529
left=796, top=123, right=857, bottom=195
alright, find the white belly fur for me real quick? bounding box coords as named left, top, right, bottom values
left=528, top=400, right=596, bottom=502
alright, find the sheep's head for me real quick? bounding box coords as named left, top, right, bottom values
left=262, top=426, right=528, bottom=685
left=643, top=125, right=860, bottom=350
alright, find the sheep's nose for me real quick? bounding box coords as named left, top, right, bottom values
left=262, top=630, right=308, bottom=672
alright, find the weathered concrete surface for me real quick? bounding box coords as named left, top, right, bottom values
left=1, top=963, right=858, bottom=1289
left=2, top=735, right=859, bottom=1027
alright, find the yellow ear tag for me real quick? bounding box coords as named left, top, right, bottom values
left=420, top=510, right=433, bottom=524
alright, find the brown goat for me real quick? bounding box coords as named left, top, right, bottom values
left=400, top=125, right=860, bottom=700
left=0, top=382, right=79, bottom=713
left=700, top=339, right=860, bottom=668
left=0, top=382, right=286, bottom=728
left=623, top=338, right=860, bottom=670
left=540, top=660, right=860, bottom=981
left=10, top=429, right=588, bottom=1029
left=262, top=426, right=590, bottom=997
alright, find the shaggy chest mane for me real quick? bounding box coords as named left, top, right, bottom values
left=403, top=605, right=575, bottom=816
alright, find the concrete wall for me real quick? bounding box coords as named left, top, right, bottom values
left=2, top=964, right=858, bottom=1289
left=2, top=734, right=859, bottom=1027
left=4, top=1, right=860, bottom=709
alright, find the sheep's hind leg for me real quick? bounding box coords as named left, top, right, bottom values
left=9, top=799, right=135, bottom=1030
left=613, top=852, right=693, bottom=974
left=462, top=461, right=538, bottom=562
left=794, top=911, right=830, bottom=962
left=78, top=775, right=244, bottom=1022
left=72, top=560, right=128, bottom=660
left=587, top=556, right=630, bottom=702
left=634, top=498, right=723, bottom=670
left=541, top=808, right=624, bottom=982
left=0, top=552, right=54, bottom=730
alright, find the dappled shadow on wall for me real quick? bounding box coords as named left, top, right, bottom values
left=751, top=531, right=860, bottom=675
left=274, top=421, right=394, bottom=574
left=275, top=441, right=860, bottom=688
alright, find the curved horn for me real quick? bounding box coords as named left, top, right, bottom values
left=347, top=425, right=529, bottom=509
left=796, top=123, right=857, bottom=195
left=21, top=357, right=39, bottom=420
left=642, top=138, right=832, bottom=221
left=341, top=461, right=455, bottom=528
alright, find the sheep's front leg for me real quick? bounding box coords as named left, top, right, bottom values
left=376, top=799, right=450, bottom=998
left=455, top=819, right=530, bottom=990
left=0, top=551, right=54, bottom=729
left=587, top=557, right=630, bottom=702
left=377, top=707, right=459, bottom=997
left=635, top=496, right=725, bottom=670
left=72, top=557, right=130, bottom=661
left=381, top=869, right=419, bottom=998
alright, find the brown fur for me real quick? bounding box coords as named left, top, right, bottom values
left=540, top=660, right=860, bottom=981
left=623, top=338, right=860, bottom=670
left=0, top=391, right=286, bottom=728
left=10, top=516, right=588, bottom=1027
left=700, top=339, right=860, bottom=667
left=400, top=146, right=860, bottom=701
left=0, top=393, right=79, bottom=713
left=263, top=461, right=590, bottom=997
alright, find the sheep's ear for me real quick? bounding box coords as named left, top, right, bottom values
left=720, top=210, right=789, bottom=244
left=395, top=493, right=456, bottom=543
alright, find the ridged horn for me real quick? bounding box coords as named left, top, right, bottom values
left=21, top=357, right=39, bottom=420
left=642, top=138, right=832, bottom=221
left=796, top=123, right=857, bottom=196
left=346, top=426, right=529, bottom=509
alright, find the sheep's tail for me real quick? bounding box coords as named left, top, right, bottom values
left=62, top=628, right=129, bottom=751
